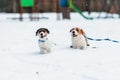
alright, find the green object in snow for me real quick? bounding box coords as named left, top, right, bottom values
left=68, top=0, right=93, bottom=20
left=20, top=0, right=34, bottom=7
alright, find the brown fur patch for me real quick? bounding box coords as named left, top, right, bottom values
left=80, top=29, right=85, bottom=35
left=76, top=27, right=85, bottom=35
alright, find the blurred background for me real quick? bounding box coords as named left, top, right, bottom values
left=0, top=0, right=119, bottom=13
left=0, top=0, right=120, bottom=20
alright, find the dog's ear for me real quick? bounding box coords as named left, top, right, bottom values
left=36, top=29, right=40, bottom=36
left=80, top=29, right=85, bottom=35
left=45, top=28, right=50, bottom=34
left=76, top=27, right=85, bottom=35
left=76, top=27, right=81, bottom=34
left=70, top=28, right=74, bottom=32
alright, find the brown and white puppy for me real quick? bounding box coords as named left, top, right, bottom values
left=70, top=27, right=89, bottom=49
left=36, top=28, right=52, bottom=54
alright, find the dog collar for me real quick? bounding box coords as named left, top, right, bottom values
left=38, top=38, right=48, bottom=43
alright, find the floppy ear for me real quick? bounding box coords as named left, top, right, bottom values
left=76, top=27, right=81, bottom=34
left=70, top=28, right=74, bottom=32
left=80, top=29, right=85, bottom=35
left=36, top=29, right=39, bottom=36
left=45, top=28, right=50, bottom=34
left=76, top=27, right=85, bottom=35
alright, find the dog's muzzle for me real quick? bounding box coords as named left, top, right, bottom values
left=72, top=34, right=78, bottom=37
left=40, top=33, right=44, bottom=38
left=72, top=33, right=77, bottom=37
left=72, top=31, right=77, bottom=37
left=40, top=32, right=45, bottom=38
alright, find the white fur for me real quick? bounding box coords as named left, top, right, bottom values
left=71, top=34, right=87, bottom=49
left=36, top=28, right=53, bottom=54
left=38, top=36, right=52, bottom=54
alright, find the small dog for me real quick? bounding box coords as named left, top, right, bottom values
left=70, top=27, right=89, bottom=49
left=36, top=28, right=52, bottom=54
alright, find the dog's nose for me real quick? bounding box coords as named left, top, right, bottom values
left=40, top=33, right=43, bottom=36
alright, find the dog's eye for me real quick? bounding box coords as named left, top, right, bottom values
left=72, top=31, right=75, bottom=34
left=43, top=31, right=45, bottom=33
left=39, top=31, right=41, bottom=33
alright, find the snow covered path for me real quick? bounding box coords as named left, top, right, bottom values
left=0, top=13, right=120, bottom=80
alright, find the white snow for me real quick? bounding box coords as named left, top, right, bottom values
left=0, top=12, right=120, bottom=80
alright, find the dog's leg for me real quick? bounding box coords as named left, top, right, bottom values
left=86, top=38, right=90, bottom=46
left=70, top=45, right=73, bottom=48
left=70, top=45, right=77, bottom=49
left=40, top=48, right=47, bottom=54
left=83, top=34, right=90, bottom=46
left=80, top=46, right=84, bottom=50
left=72, top=46, right=78, bottom=49
left=41, top=50, right=47, bottom=54
left=47, top=48, right=51, bottom=53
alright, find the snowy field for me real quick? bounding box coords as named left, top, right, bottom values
left=0, top=12, right=120, bottom=80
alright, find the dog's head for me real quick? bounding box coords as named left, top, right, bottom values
left=36, top=28, right=50, bottom=38
left=70, top=27, right=85, bottom=37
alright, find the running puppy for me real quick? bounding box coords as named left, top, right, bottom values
left=36, top=28, right=52, bottom=54
left=70, top=27, right=89, bottom=49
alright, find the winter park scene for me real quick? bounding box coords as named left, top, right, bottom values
left=1, top=0, right=120, bottom=80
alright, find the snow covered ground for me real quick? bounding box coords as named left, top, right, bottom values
left=0, top=12, right=120, bottom=80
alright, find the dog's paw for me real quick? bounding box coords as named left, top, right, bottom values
left=40, top=50, right=48, bottom=54
left=80, top=46, right=84, bottom=50
left=87, top=44, right=90, bottom=46
left=70, top=45, right=73, bottom=48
